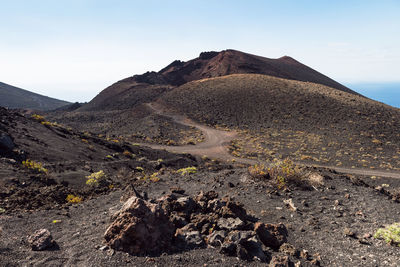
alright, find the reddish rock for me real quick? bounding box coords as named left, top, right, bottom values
left=104, top=196, right=175, bottom=255
left=254, top=222, right=288, bottom=250
left=27, top=229, right=55, bottom=251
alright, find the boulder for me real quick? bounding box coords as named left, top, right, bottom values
left=27, top=229, right=55, bottom=251
left=104, top=196, right=175, bottom=255
left=254, top=222, right=288, bottom=250
left=0, top=133, right=14, bottom=154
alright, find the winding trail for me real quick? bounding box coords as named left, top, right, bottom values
left=142, top=102, right=400, bottom=179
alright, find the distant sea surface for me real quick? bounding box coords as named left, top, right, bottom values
left=346, top=82, right=400, bottom=108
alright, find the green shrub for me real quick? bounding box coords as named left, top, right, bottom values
left=135, top=166, right=144, bottom=172
left=86, top=170, right=106, bottom=186
left=31, top=114, right=45, bottom=122
left=22, top=160, right=48, bottom=173
left=177, top=166, right=197, bottom=176
left=374, top=223, right=400, bottom=246
left=66, top=194, right=83, bottom=204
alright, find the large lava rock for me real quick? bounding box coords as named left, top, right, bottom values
left=104, top=196, right=175, bottom=255
left=0, top=132, right=14, bottom=154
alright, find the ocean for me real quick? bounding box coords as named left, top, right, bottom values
left=346, top=82, right=400, bottom=109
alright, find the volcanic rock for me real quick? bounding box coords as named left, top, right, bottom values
left=207, top=230, right=227, bottom=247
left=27, top=229, right=55, bottom=251
left=104, top=196, right=175, bottom=255
left=254, top=222, right=288, bottom=250
left=0, top=133, right=14, bottom=154
left=269, top=255, right=294, bottom=267
left=217, top=217, right=245, bottom=230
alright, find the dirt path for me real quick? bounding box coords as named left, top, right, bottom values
left=143, top=102, right=400, bottom=179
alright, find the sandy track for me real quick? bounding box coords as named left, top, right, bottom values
left=143, top=102, right=400, bottom=179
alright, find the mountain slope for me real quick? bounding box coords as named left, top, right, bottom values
left=0, top=81, right=70, bottom=110
left=80, top=49, right=357, bottom=111
left=160, top=74, right=400, bottom=170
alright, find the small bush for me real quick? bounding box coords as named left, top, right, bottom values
left=177, top=166, right=197, bottom=176
left=31, top=114, right=58, bottom=127
left=248, top=164, right=269, bottom=180
left=66, top=194, right=82, bottom=204
left=22, top=160, right=48, bottom=173
left=135, top=166, right=144, bottom=172
left=86, top=170, right=106, bottom=186
left=249, top=159, right=308, bottom=190
left=150, top=172, right=160, bottom=182
left=374, top=223, right=400, bottom=246
left=31, top=114, right=45, bottom=122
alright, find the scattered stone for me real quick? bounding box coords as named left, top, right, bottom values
left=301, top=200, right=309, bottom=207
left=254, top=222, right=288, bottom=249
left=359, top=238, right=372, bottom=245
left=279, top=243, right=299, bottom=257
left=269, top=255, right=293, bottom=267
left=343, top=228, right=357, bottom=238
left=283, top=199, right=297, bottom=212
left=27, top=229, right=55, bottom=251
left=99, top=245, right=109, bottom=251
left=363, top=233, right=372, bottom=239
left=300, top=249, right=309, bottom=260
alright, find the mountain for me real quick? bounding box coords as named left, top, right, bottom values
left=0, top=81, right=70, bottom=110
left=80, top=49, right=357, bottom=111
left=47, top=49, right=400, bottom=171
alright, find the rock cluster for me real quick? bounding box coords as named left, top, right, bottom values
left=105, top=190, right=289, bottom=262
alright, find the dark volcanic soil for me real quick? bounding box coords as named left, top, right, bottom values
left=2, top=49, right=400, bottom=266
left=0, top=107, right=198, bottom=212
left=1, top=164, right=400, bottom=266
left=161, top=74, right=400, bottom=171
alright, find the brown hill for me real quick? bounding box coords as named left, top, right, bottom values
left=80, top=49, right=356, bottom=111
left=160, top=74, right=400, bottom=170
left=0, top=81, right=70, bottom=111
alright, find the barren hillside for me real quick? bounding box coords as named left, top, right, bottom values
left=0, top=81, right=69, bottom=110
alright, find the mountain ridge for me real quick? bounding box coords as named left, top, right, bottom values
left=80, top=49, right=358, bottom=111
left=0, top=81, right=70, bottom=111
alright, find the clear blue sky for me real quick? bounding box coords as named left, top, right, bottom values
left=0, top=0, right=399, bottom=104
